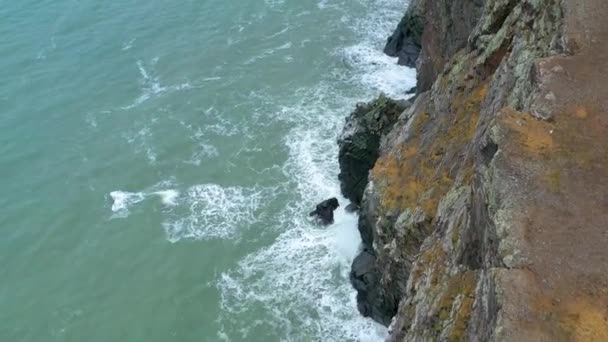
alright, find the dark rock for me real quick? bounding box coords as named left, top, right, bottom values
left=309, top=198, right=339, bottom=225
left=338, top=95, right=410, bottom=206
left=383, top=0, right=426, bottom=67
left=345, top=203, right=360, bottom=213
left=406, top=86, right=417, bottom=95
left=350, top=249, right=396, bottom=326
left=350, top=249, right=376, bottom=292
left=356, top=185, right=381, bottom=248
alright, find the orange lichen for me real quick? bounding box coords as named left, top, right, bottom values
left=404, top=145, right=418, bottom=158
left=575, top=107, right=589, bottom=119
left=501, top=105, right=608, bottom=173
left=560, top=299, right=608, bottom=342
left=371, top=83, right=488, bottom=217
left=534, top=293, right=608, bottom=342
left=500, top=108, right=556, bottom=156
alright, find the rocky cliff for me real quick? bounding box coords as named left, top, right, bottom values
left=342, top=0, right=608, bottom=340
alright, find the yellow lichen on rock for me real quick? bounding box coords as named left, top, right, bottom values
left=574, top=107, right=589, bottom=119
left=560, top=298, right=608, bottom=342
left=500, top=108, right=556, bottom=156
left=371, top=84, right=487, bottom=217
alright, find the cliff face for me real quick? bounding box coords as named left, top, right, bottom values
left=383, top=0, right=426, bottom=68
left=344, top=0, right=608, bottom=340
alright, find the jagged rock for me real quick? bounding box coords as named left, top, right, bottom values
left=338, top=95, right=410, bottom=206
left=309, top=198, right=339, bottom=225
left=383, top=0, right=426, bottom=67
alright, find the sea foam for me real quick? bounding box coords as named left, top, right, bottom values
left=109, top=187, right=179, bottom=218
left=106, top=0, right=414, bottom=339
left=162, top=184, right=277, bottom=242
left=215, top=0, right=415, bottom=340
left=109, top=191, right=145, bottom=216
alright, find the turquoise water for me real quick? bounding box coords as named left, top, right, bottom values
left=0, top=0, right=415, bottom=340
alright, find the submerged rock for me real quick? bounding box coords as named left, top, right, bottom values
left=338, top=95, right=410, bottom=206
left=309, top=198, right=339, bottom=225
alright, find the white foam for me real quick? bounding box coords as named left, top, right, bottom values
left=109, top=191, right=145, bottom=216
left=122, top=59, right=195, bottom=110
left=162, top=184, right=275, bottom=242
left=337, top=0, right=417, bottom=100
left=342, top=44, right=417, bottom=99
left=243, top=41, right=293, bottom=65
left=122, top=38, right=136, bottom=51
left=152, top=190, right=180, bottom=206
left=264, top=0, right=285, bottom=7
left=200, top=107, right=241, bottom=136
left=329, top=208, right=362, bottom=260
left=104, top=0, right=414, bottom=339
left=109, top=183, right=180, bottom=217
left=202, top=77, right=222, bottom=82
left=122, top=124, right=159, bottom=164
left=185, top=143, right=219, bottom=165
left=265, top=26, right=290, bottom=40
left=217, top=203, right=387, bottom=341
left=214, top=0, right=414, bottom=339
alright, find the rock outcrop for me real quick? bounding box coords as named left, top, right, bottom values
left=309, top=198, right=340, bottom=225
left=383, top=0, right=426, bottom=67
left=338, top=96, right=411, bottom=206
left=346, top=0, right=608, bottom=340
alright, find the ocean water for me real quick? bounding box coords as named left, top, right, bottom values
left=0, top=0, right=415, bottom=341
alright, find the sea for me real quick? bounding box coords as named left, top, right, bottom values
left=0, top=0, right=415, bottom=340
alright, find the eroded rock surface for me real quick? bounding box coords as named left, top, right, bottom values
left=347, top=0, right=608, bottom=340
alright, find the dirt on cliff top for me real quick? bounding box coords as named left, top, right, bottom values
left=499, top=0, right=608, bottom=340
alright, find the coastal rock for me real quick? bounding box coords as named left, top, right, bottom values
left=350, top=248, right=396, bottom=326
left=416, top=0, right=484, bottom=92
left=349, top=0, right=608, bottom=340
left=309, top=197, right=339, bottom=225
left=383, top=0, right=426, bottom=67
left=344, top=203, right=359, bottom=213
left=337, top=95, right=410, bottom=206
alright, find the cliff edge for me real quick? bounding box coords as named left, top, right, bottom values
left=342, top=0, right=608, bottom=340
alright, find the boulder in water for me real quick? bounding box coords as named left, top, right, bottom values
left=309, top=198, right=340, bottom=225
